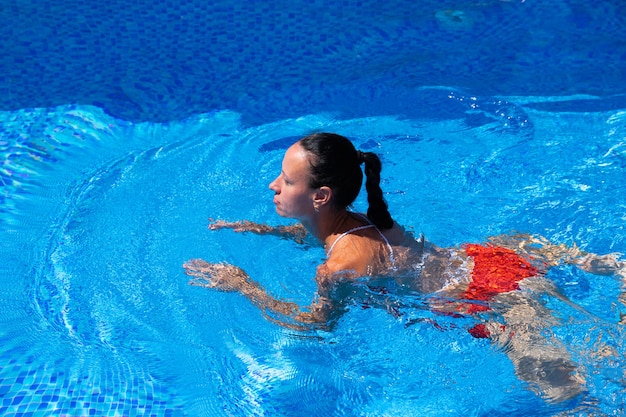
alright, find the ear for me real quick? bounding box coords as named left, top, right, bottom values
left=313, top=186, right=333, bottom=209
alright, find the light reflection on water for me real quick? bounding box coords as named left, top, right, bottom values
left=1, top=97, right=624, bottom=414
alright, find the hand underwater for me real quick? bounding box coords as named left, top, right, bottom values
left=208, top=219, right=242, bottom=231
left=208, top=219, right=263, bottom=232
left=184, top=259, right=251, bottom=292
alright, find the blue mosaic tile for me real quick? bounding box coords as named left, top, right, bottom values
left=1, top=0, right=625, bottom=123
left=0, top=349, right=185, bottom=416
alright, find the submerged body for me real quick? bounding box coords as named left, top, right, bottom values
left=184, top=133, right=625, bottom=403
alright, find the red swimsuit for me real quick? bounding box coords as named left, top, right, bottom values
left=460, top=244, right=542, bottom=338
left=461, top=243, right=541, bottom=314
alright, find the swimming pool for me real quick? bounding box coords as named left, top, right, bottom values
left=2, top=0, right=626, bottom=415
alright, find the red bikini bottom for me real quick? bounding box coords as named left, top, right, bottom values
left=459, top=244, right=542, bottom=338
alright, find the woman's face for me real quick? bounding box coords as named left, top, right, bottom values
left=269, top=143, right=318, bottom=220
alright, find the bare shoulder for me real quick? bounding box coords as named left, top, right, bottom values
left=325, top=224, right=409, bottom=275
left=324, top=241, right=369, bottom=276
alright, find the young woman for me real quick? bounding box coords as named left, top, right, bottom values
left=184, top=132, right=624, bottom=402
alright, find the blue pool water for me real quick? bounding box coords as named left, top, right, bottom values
left=2, top=0, right=626, bottom=416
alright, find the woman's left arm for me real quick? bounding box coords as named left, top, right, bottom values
left=209, top=220, right=308, bottom=244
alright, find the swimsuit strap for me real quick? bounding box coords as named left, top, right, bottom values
left=326, top=213, right=398, bottom=270
left=326, top=224, right=376, bottom=257
left=353, top=213, right=398, bottom=270
left=373, top=226, right=398, bottom=271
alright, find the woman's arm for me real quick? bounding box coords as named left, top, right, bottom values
left=209, top=220, right=308, bottom=244
left=183, top=259, right=331, bottom=328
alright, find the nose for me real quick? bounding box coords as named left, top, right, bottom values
left=269, top=177, right=279, bottom=193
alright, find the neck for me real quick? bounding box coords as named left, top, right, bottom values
left=302, top=209, right=355, bottom=244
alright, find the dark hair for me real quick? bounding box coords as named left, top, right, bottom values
left=298, top=132, right=394, bottom=229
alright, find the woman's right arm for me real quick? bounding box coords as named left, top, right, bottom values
left=184, top=258, right=334, bottom=329
left=209, top=220, right=308, bottom=243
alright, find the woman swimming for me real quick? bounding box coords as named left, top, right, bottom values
left=184, top=132, right=625, bottom=402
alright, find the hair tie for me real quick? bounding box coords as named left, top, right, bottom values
left=357, top=150, right=365, bottom=165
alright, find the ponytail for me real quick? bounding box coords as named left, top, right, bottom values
left=361, top=152, right=394, bottom=229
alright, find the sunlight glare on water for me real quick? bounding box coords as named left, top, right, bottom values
left=1, top=93, right=625, bottom=414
